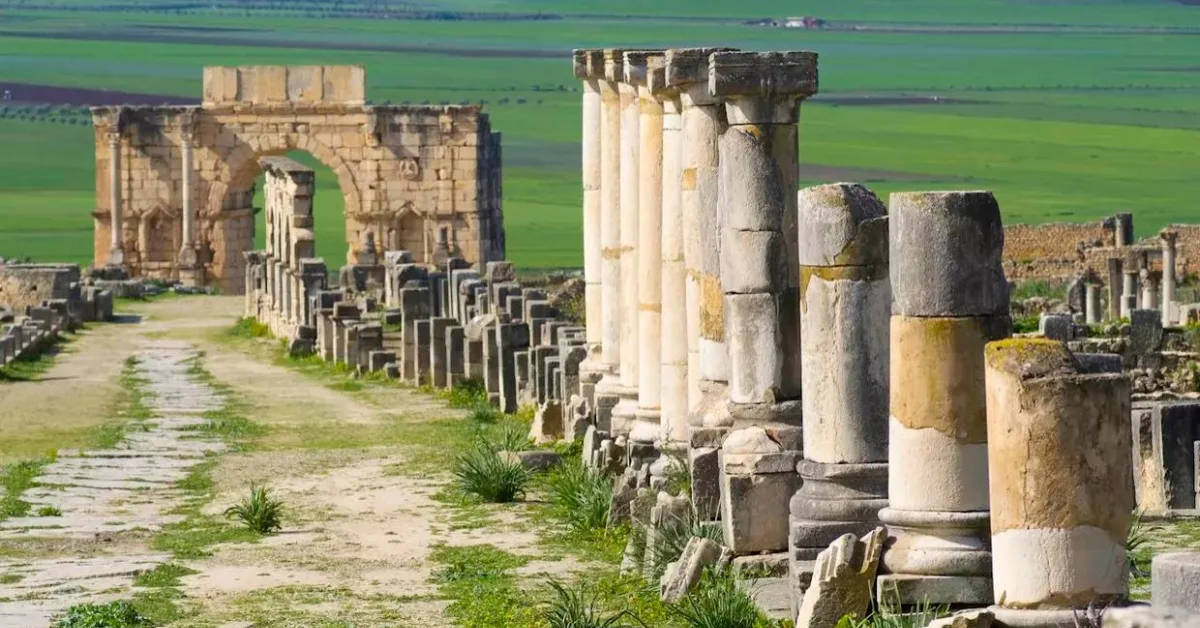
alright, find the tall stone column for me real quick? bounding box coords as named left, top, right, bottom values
left=178, top=111, right=200, bottom=284
left=1122, top=266, right=1139, bottom=319
left=984, top=340, right=1132, bottom=626
left=105, top=115, right=125, bottom=268
left=630, top=52, right=664, bottom=450
left=789, top=183, right=890, bottom=598
left=1107, top=257, right=1123, bottom=322
left=667, top=47, right=735, bottom=520
left=1162, top=230, right=1178, bottom=326
left=710, top=51, right=816, bottom=556
left=610, top=50, right=650, bottom=439
left=1085, top=282, right=1102, bottom=325
left=877, top=191, right=1010, bottom=606
left=711, top=51, right=814, bottom=428
left=573, top=49, right=606, bottom=390
left=593, top=49, right=626, bottom=433
left=1140, top=268, right=1159, bottom=312
left=666, top=47, right=734, bottom=429
left=651, top=56, right=688, bottom=448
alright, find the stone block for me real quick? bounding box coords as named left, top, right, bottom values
left=1131, top=309, right=1164, bottom=356
left=1103, top=606, right=1200, bottom=628
left=1153, top=402, right=1200, bottom=510
left=530, top=401, right=564, bottom=444
left=795, top=528, right=885, bottom=628
left=499, top=450, right=562, bottom=472
left=661, top=537, right=723, bottom=603
left=873, top=574, right=992, bottom=606
left=720, top=468, right=799, bottom=554
left=1153, top=552, right=1200, bottom=612
left=369, top=350, right=395, bottom=372
left=1038, top=313, right=1074, bottom=341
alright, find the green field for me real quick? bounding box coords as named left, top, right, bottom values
left=0, top=0, right=1198, bottom=269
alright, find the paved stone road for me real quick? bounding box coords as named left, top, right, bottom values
left=0, top=342, right=226, bottom=626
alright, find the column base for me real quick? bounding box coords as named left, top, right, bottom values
left=688, top=379, right=732, bottom=428
left=631, top=407, right=661, bottom=444
left=727, top=399, right=803, bottom=429
left=107, top=248, right=125, bottom=268
left=789, top=461, right=888, bottom=595
left=594, top=373, right=622, bottom=433
left=875, top=574, right=993, bottom=607
left=178, top=246, right=198, bottom=268
left=878, top=508, right=992, bottom=577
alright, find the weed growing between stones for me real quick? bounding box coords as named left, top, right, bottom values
left=644, top=511, right=724, bottom=581
left=51, top=600, right=151, bottom=628
left=0, top=457, right=50, bottom=520
left=133, top=562, right=197, bottom=588
left=227, top=316, right=272, bottom=339
left=429, top=544, right=539, bottom=627
left=543, top=458, right=613, bottom=534
left=224, top=484, right=284, bottom=534
left=837, top=596, right=948, bottom=628
left=453, top=440, right=532, bottom=503
left=36, top=505, right=61, bottom=517
left=544, top=577, right=642, bottom=628
left=669, top=570, right=773, bottom=628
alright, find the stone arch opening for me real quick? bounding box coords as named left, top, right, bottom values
left=250, top=152, right=347, bottom=269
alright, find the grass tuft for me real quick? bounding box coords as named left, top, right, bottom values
left=133, top=562, right=197, bottom=588
left=544, top=578, right=641, bottom=628
left=544, top=458, right=613, bottom=534
left=224, top=484, right=284, bottom=534
left=51, top=600, right=151, bottom=628
left=0, top=458, right=50, bottom=520
left=36, top=505, right=61, bottom=517
left=227, top=317, right=272, bottom=339
left=453, top=441, right=532, bottom=503
left=669, top=571, right=769, bottom=628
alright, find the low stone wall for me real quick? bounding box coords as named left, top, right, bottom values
left=0, top=263, right=113, bottom=327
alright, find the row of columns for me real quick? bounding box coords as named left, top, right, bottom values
left=1094, top=231, right=1180, bottom=327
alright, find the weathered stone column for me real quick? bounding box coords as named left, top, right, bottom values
left=1162, top=230, right=1178, bottom=326
left=632, top=52, right=664, bottom=448
left=790, top=183, right=890, bottom=597
left=1085, top=282, right=1102, bottom=325
left=652, top=56, right=689, bottom=448
left=711, top=51, right=817, bottom=555
left=1122, top=267, right=1139, bottom=319
left=1141, top=268, right=1160, bottom=312
left=574, top=49, right=606, bottom=388
left=666, top=47, right=734, bottom=520
left=711, top=51, right=814, bottom=428
left=610, top=50, right=650, bottom=438
left=984, top=339, right=1132, bottom=625
left=178, top=110, right=199, bottom=279
left=105, top=116, right=125, bottom=267
left=1107, top=257, right=1123, bottom=322
left=877, top=191, right=1010, bottom=606
left=593, top=49, right=626, bottom=433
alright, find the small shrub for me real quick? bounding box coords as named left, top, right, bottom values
left=544, top=578, right=639, bottom=628
left=469, top=404, right=500, bottom=424
left=669, top=571, right=765, bottom=628
left=545, top=459, right=614, bottom=533
left=52, top=600, right=150, bottom=628
left=453, top=442, right=531, bottom=503
left=37, top=505, right=62, bottom=517
left=224, top=484, right=284, bottom=534
left=1013, top=316, right=1040, bottom=334
left=445, top=377, right=488, bottom=408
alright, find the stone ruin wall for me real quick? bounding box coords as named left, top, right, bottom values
left=0, top=264, right=80, bottom=314
left=92, top=65, right=504, bottom=295
left=1003, top=217, right=1200, bottom=283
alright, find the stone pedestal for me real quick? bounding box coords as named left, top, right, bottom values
left=791, top=183, right=891, bottom=599
left=877, top=191, right=1010, bottom=606
left=985, top=340, right=1132, bottom=626
left=1085, top=282, right=1102, bottom=325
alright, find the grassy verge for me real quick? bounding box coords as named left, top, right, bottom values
left=0, top=330, right=74, bottom=382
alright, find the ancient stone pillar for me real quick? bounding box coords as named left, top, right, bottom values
left=877, top=191, right=1010, bottom=606
left=610, top=50, right=650, bottom=437
left=573, top=49, right=606, bottom=386
left=984, top=339, right=1132, bottom=625
left=710, top=51, right=817, bottom=555
left=106, top=120, right=125, bottom=267
left=1122, top=267, right=1139, bottom=319
left=1141, top=268, right=1160, bottom=312
left=1085, top=282, right=1102, bottom=325
left=666, top=47, right=734, bottom=430
left=652, top=56, right=688, bottom=448
left=178, top=111, right=199, bottom=278
left=631, top=51, right=664, bottom=447
left=1162, top=230, right=1178, bottom=326
left=593, top=48, right=626, bottom=433
left=790, top=183, right=890, bottom=595
left=1107, top=257, right=1123, bottom=322
left=710, top=51, right=815, bottom=428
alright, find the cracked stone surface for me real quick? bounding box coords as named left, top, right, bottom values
left=0, top=342, right=226, bottom=627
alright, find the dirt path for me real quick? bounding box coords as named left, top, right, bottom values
left=0, top=296, right=578, bottom=627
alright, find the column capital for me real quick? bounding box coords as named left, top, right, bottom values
left=709, top=51, right=818, bottom=99
left=572, top=49, right=605, bottom=80
left=622, top=50, right=662, bottom=87
left=664, top=47, right=738, bottom=88
left=1160, top=228, right=1179, bottom=245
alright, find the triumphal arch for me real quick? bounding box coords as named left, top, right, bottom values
left=90, top=65, right=504, bottom=293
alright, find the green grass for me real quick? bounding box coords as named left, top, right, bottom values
left=0, top=1, right=1198, bottom=268
left=133, top=562, right=198, bottom=588
left=0, top=458, right=51, bottom=520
